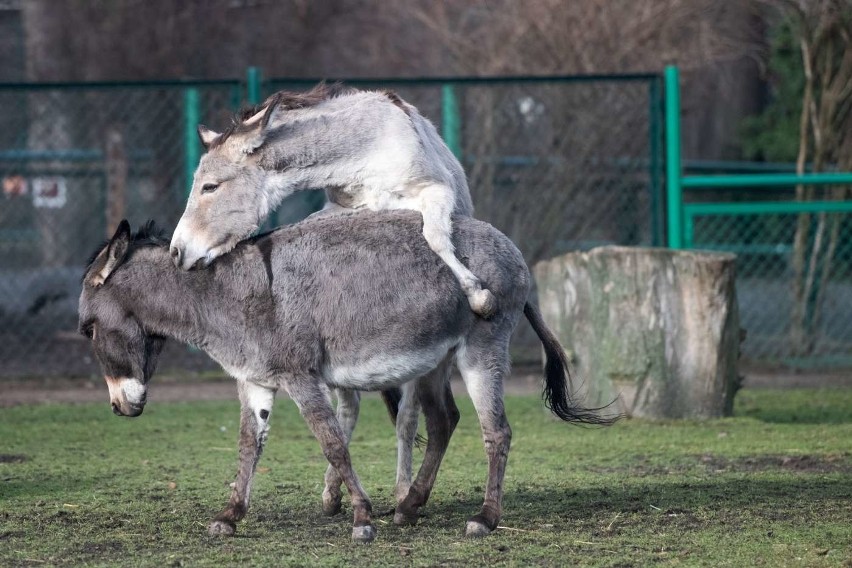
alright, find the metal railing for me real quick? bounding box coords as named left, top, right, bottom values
left=664, top=65, right=852, bottom=366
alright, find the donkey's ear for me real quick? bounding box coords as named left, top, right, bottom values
left=88, top=220, right=132, bottom=287
left=197, top=125, right=221, bottom=150
left=239, top=93, right=283, bottom=155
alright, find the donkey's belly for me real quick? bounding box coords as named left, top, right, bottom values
left=323, top=341, right=456, bottom=391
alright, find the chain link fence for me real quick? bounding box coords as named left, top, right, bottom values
left=0, top=75, right=664, bottom=379
left=0, top=81, right=240, bottom=378
left=685, top=194, right=852, bottom=367
left=3, top=73, right=851, bottom=377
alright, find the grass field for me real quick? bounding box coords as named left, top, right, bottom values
left=1, top=387, right=850, bottom=567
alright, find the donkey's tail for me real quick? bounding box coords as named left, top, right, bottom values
left=523, top=301, right=619, bottom=426
left=380, top=388, right=403, bottom=424
left=380, top=388, right=426, bottom=447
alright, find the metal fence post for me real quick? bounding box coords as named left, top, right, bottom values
left=648, top=76, right=664, bottom=247
left=183, top=87, right=201, bottom=197
left=664, top=65, right=683, bottom=249
left=441, top=83, right=462, bottom=161
left=247, top=66, right=263, bottom=105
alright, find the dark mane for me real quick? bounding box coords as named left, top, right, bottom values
left=131, top=220, right=169, bottom=248
left=213, top=82, right=355, bottom=148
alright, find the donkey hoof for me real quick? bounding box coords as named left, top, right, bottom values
left=464, top=518, right=493, bottom=538
left=322, top=494, right=343, bottom=516
left=393, top=509, right=419, bottom=526
left=351, top=524, right=377, bottom=543
left=208, top=520, right=236, bottom=537
left=469, top=289, right=496, bottom=319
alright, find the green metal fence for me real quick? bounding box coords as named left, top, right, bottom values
left=0, top=70, right=664, bottom=378
left=266, top=73, right=666, bottom=255
left=665, top=65, right=852, bottom=367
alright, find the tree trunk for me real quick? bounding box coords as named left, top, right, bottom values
left=534, top=246, right=740, bottom=419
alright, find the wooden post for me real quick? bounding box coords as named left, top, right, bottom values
left=534, top=246, right=740, bottom=419
left=105, top=127, right=127, bottom=238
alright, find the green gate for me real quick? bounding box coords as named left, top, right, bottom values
left=664, top=65, right=852, bottom=367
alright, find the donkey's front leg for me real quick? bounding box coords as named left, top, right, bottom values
left=322, top=388, right=360, bottom=516
left=209, top=380, right=275, bottom=536
left=287, top=379, right=376, bottom=543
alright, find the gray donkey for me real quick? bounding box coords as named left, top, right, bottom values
left=170, top=84, right=490, bottom=511
left=80, top=212, right=612, bottom=543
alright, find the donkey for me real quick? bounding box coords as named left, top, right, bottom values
left=80, top=212, right=613, bottom=543
left=169, top=84, right=492, bottom=511
left=169, top=84, right=495, bottom=318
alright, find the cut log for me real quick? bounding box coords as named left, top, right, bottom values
left=534, top=246, right=740, bottom=419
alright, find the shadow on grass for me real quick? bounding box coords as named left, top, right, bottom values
left=235, top=474, right=850, bottom=538
left=2, top=473, right=849, bottom=568
left=414, top=475, right=850, bottom=532
left=1, top=474, right=97, bottom=501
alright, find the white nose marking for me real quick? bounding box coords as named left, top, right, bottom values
left=121, top=379, right=146, bottom=403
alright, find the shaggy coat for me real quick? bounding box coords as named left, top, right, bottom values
left=81, top=212, right=611, bottom=542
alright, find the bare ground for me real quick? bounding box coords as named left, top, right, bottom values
left=0, top=366, right=849, bottom=408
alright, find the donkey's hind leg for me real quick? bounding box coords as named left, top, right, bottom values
left=286, top=378, right=376, bottom=543
left=393, top=381, right=421, bottom=504
left=394, top=358, right=460, bottom=526
left=209, top=380, right=276, bottom=536
left=322, top=388, right=360, bottom=516
left=456, top=342, right=512, bottom=537
left=419, top=185, right=496, bottom=318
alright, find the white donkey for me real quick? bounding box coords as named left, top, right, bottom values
left=170, top=84, right=495, bottom=317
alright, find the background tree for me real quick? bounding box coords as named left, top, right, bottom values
left=744, top=0, right=852, bottom=355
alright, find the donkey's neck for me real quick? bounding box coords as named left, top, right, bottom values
left=114, top=246, right=265, bottom=370
left=256, top=96, right=396, bottom=206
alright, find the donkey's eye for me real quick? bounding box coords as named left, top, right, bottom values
left=82, top=324, right=95, bottom=339
left=201, top=182, right=219, bottom=194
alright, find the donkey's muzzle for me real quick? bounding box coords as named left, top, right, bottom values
left=112, top=401, right=144, bottom=417
left=105, top=376, right=147, bottom=417
left=170, top=246, right=182, bottom=268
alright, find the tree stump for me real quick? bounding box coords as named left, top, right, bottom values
left=534, top=246, right=740, bottom=419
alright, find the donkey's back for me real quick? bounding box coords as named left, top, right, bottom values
left=225, top=210, right=530, bottom=390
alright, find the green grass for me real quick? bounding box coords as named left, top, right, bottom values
left=1, top=388, right=850, bottom=567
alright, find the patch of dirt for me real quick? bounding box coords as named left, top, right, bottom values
left=655, top=508, right=703, bottom=531
left=0, top=364, right=846, bottom=408
left=0, top=379, right=239, bottom=408
left=0, top=368, right=545, bottom=408
left=0, top=454, right=27, bottom=463
left=587, top=453, right=852, bottom=477
left=742, top=371, right=852, bottom=389
left=78, top=541, right=125, bottom=555
left=699, top=453, right=852, bottom=474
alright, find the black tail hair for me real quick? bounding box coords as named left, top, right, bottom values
left=380, top=388, right=426, bottom=447
left=524, top=302, right=620, bottom=426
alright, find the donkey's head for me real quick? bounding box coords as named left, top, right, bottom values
left=79, top=221, right=166, bottom=417
left=170, top=85, right=343, bottom=271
